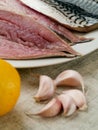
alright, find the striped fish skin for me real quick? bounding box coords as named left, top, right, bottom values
left=60, top=0, right=98, bottom=15
left=42, top=0, right=98, bottom=26
left=20, top=0, right=98, bottom=32
left=41, top=0, right=98, bottom=31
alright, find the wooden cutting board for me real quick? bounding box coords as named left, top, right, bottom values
left=0, top=49, right=98, bottom=130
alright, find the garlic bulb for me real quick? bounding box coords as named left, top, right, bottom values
left=32, top=98, right=62, bottom=117
left=54, top=70, right=85, bottom=93
left=34, top=75, right=55, bottom=102
left=62, top=89, right=87, bottom=110
left=58, top=94, right=76, bottom=116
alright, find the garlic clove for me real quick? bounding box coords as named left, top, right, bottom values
left=66, top=102, right=76, bottom=117
left=54, top=70, right=85, bottom=93
left=33, top=98, right=62, bottom=117
left=58, top=94, right=76, bottom=116
left=62, top=89, right=87, bottom=110
left=34, top=75, right=55, bottom=102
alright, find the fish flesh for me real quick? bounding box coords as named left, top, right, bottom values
left=0, top=0, right=92, bottom=60
left=20, top=0, right=98, bottom=32
left=0, top=10, right=79, bottom=59
left=18, top=0, right=93, bottom=44
left=1, top=0, right=92, bottom=44
left=0, top=36, right=73, bottom=59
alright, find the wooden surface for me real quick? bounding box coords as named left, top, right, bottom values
left=0, top=49, right=98, bottom=130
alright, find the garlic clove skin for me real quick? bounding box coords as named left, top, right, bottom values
left=58, top=94, right=76, bottom=116
left=66, top=102, right=76, bottom=117
left=34, top=75, right=55, bottom=102
left=33, top=98, right=62, bottom=117
left=62, top=89, right=87, bottom=110
left=54, top=70, right=85, bottom=93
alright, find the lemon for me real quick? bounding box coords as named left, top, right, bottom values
left=0, top=59, right=21, bottom=116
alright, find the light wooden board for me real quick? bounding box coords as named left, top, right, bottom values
left=0, top=49, right=98, bottom=130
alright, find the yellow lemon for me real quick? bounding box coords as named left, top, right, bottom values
left=0, top=59, right=21, bottom=116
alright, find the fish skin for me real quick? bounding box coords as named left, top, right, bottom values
left=20, top=0, right=98, bottom=32
left=60, top=0, right=98, bottom=15
left=18, top=0, right=93, bottom=43
left=42, top=0, right=98, bottom=19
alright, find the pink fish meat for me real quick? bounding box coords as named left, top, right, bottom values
left=0, top=9, right=79, bottom=59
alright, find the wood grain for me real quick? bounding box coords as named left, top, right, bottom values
left=0, top=49, right=98, bottom=130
